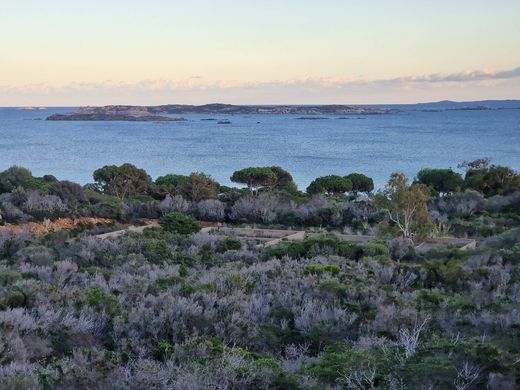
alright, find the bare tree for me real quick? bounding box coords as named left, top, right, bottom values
left=398, top=317, right=429, bottom=360
left=339, top=364, right=377, bottom=390
left=453, top=361, right=481, bottom=390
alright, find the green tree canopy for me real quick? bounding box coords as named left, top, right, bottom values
left=93, top=163, right=152, bottom=200
left=230, top=167, right=277, bottom=195
left=268, top=166, right=298, bottom=192
left=416, top=168, right=463, bottom=195
left=0, top=166, right=43, bottom=193
left=306, top=175, right=352, bottom=195
left=375, top=172, right=434, bottom=242
left=345, top=173, right=374, bottom=195
left=155, top=174, right=191, bottom=189
left=464, top=165, right=520, bottom=196
left=155, top=172, right=218, bottom=201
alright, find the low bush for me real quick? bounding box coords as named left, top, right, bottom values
left=159, top=212, right=202, bottom=235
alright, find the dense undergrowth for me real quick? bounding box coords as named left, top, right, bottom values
left=0, top=163, right=519, bottom=389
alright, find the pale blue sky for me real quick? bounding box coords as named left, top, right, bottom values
left=1, top=1, right=519, bottom=105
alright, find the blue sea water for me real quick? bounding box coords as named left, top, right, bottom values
left=0, top=107, right=519, bottom=190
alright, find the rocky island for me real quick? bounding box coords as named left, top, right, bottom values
left=47, top=113, right=187, bottom=122
left=46, top=103, right=390, bottom=121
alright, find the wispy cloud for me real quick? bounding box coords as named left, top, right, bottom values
left=1, top=66, right=519, bottom=105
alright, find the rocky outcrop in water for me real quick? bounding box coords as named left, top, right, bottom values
left=46, top=113, right=187, bottom=122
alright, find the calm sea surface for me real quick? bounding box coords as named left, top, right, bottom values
left=0, top=107, right=519, bottom=190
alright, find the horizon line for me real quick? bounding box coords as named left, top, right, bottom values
left=2, top=98, right=520, bottom=109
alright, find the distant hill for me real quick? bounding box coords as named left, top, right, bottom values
left=371, top=99, right=520, bottom=110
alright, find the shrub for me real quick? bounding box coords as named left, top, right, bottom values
left=0, top=166, right=43, bottom=193
left=194, top=199, right=225, bottom=221
left=4, top=286, right=26, bottom=308
left=85, top=286, right=119, bottom=314
left=0, top=269, right=22, bottom=286
left=358, top=241, right=391, bottom=258
left=222, top=237, right=242, bottom=251
left=141, top=239, right=173, bottom=264
left=264, top=235, right=366, bottom=260
left=15, top=245, right=55, bottom=266
left=304, top=264, right=341, bottom=276
left=153, top=341, right=175, bottom=362
left=159, top=212, right=202, bottom=235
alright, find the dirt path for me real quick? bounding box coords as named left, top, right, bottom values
left=0, top=217, right=115, bottom=236
left=96, top=223, right=160, bottom=239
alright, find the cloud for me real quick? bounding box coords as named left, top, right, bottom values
left=1, top=66, right=519, bottom=105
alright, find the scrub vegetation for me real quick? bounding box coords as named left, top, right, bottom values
left=0, top=160, right=519, bottom=389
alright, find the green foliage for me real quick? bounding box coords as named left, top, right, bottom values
left=221, top=236, right=242, bottom=251
left=264, top=234, right=383, bottom=261
left=159, top=212, right=202, bottom=235
left=306, top=343, right=384, bottom=384
left=85, top=190, right=124, bottom=219
left=358, top=241, right=391, bottom=258
left=141, top=239, right=173, bottom=264
left=345, top=172, right=374, bottom=194
left=51, top=330, right=72, bottom=356
left=4, top=286, right=26, bottom=308
left=268, top=166, right=298, bottom=192
left=148, top=275, right=183, bottom=294
left=85, top=286, right=119, bottom=314
left=421, top=259, right=471, bottom=289
left=0, top=166, right=45, bottom=193
left=155, top=173, right=191, bottom=189
left=0, top=269, right=22, bottom=286
left=416, top=168, right=464, bottom=194
left=48, top=180, right=87, bottom=205
left=464, top=165, right=520, bottom=196
left=265, top=234, right=348, bottom=259
left=152, top=341, right=175, bottom=362
left=156, top=172, right=219, bottom=201
left=304, top=264, right=341, bottom=275
left=318, top=279, right=347, bottom=298
left=375, top=172, right=435, bottom=241
left=93, top=163, right=151, bottom=200
left=230, top=167, right=277, bottom=194
left=306, top=175, right=352, bottom=195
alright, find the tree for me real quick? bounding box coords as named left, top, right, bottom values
left=416, top=168, right=463, bottom=195
left=155, top=172, right=218, bottom=201
left=186, top=172, right=219, bottom=202
left=268, top=166, right=297, bottom=192
left=0, top=166, right=41, bottom=193
left=306, top=175, right=352, bottom=196
left=155, top=174, right=191, bottom=192
left=345, top=173, right=374, bottom=195
left=159, top=212, right=202, bottom=235
left=230, top=167, right=277, bottom=195
left=93, top=163, right=151, bottom=200
left=464, top=165, right=520, bottom=196
left=375, top=173, right=434, bottom=242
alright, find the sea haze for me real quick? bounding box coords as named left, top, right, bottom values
left=1, top=106, right=519, bottom=189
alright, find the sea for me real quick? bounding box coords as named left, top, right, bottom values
left=0, top=107, right=519, bottom=190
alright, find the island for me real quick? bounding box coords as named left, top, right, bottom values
left=46, top=103, right=390, bottom=121
left=47, top=113, right=187, bottom=122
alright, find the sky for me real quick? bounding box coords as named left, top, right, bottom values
left=1, top=0, right=520, bottom=106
